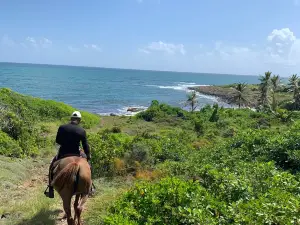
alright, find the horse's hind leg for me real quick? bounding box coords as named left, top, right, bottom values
left=74, top=194, right=80, bottom=225
left=62, top=194, right=74, bottom=225
left=75, top=194, right=89, bottom=225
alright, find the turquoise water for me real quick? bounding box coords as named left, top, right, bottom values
left=0, top=62, right=260, bottom=115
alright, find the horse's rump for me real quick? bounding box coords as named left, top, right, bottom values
left=52, top=156, right=91, bottom=195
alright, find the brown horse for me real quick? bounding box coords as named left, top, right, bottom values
left=51, top=156, right=92, bottom=225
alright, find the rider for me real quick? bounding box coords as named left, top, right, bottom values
left=44, top=111, right=93, bottom=198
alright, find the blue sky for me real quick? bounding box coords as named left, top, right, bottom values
left=1, top=0, right=300, bottom=76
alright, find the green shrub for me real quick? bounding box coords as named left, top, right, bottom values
left=111, top=126, right=122, bottom=133
left=0, top=88, right=100, bottom=157
left=89, top=132, right=132, bottom=176
left=104, top=177, right=228, bottom=225
left=194, top=119, right=204, bottom=135
left=232, top=189, right=300, bottom=225
left=0, top=131, right=22, bottom=157
left=209, top=104, right=219, bottom=122
left=0, top=88, right=100, bottom=128
left=137, top=100, right=187, bottom=122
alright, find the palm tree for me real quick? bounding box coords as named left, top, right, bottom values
left=288, top=74, right=299, bottom=98
left=230, top=82, right=248, bottom=108
left=270, top=75, right=280, bottom=110
left=185, top=91, right=198, bottom=112
left=271, top=75, right=280, bottom=91
left=258, top=71, right=272, bottom=109
left=288, top=74, right=300, bottom=109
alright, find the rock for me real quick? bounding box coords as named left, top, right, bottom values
left=127, top=107, right=143, bottom=112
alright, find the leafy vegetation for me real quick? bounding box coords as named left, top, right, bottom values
left=2, top=72, right=300, bottom=224
left=185, top=90, right=198, bottom=112
left=0, top=88, right=100, bottom=157
left=229, top=82, right=248, bottom=108
left=95, top=72, right=300, bottom=224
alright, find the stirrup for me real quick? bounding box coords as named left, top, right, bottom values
left=89, top=183, right=96, bottom=197
left=44, top=186, right=54, bottom=198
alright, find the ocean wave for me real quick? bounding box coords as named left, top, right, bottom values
left=196, top=93, right=219, bottom=101
left=98, top=105, right=148, bottom=116
left=145, top=82, right=210, bottom=92
left=145, top=83, right=217, bottom=102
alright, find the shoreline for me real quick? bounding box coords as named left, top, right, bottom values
left=188, top=85, right=259, bottom=108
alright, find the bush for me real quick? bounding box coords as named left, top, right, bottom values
left=89, top=132, right=132, bottom=176
left=0, top=88, right=100, bottom=157
left=0, top=88, right=100, bottom=128
left=194, top=119, right=204, bottom=135
left=209, top=104, right=219, bottom=122
left=111, top=126, right=122, bottom=133
left=229, top=129, right=300, bottom=171
left=137, top=100, right=187, bottom=122
left=232, top=189, right=300, bottom=225
left=104, top=177, right=228, bottom=225
left=0, top=131, right=22, bottom=157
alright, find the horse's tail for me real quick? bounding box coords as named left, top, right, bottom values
left=51, top=162, right=80, bottom=191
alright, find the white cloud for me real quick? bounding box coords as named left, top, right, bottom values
left=26, top=37, right=36, bottom=43
left=41, top=38, right=52, bottom=45
left=232, top=47, right=250, bottom=53
left=40, top=38, right=52, bottom=48
left=91, top=44, right=101, bottom=51
left=191, top=28, right=300, bottom=75
left=84, top=44, right=102, bottom=52
left=140, top=41, right=186, bottom=55
left=267, top=28, right=296, bottom=42
left=1, top=35, right=15, bottom=47
left=68, top=46, right=79, bottom=53
left=138, top=48, right=150, bottom=54
left=26, top=37, right=37, bottom=48
left=25, top=37, right=52, bottom=48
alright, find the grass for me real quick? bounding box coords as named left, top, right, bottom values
left=0, top=115, right=136, bottom=225
left=0, top=155, right=62, bottom=225
left=4, top=186, right=61, bottom=225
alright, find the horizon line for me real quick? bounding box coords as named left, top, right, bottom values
left=0, top=61, right=260, bottom=77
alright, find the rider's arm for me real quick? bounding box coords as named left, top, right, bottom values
left=55, top=126, right=63, bottom=145
left=81, top=130, right=91, bottom=160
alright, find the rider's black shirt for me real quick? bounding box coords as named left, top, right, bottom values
left=55, top=122, right=90, bottom=159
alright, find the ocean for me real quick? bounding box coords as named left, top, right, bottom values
left=0, top=62, right=260, bottom=115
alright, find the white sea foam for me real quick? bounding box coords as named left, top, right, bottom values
left=145, top=82, right=216, bottom=101
left=117, top=106, right=148, bottom=116
left=98, top=105, right=148, bottom=116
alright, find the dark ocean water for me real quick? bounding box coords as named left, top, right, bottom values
left=0, top=62, right=260, bottom=115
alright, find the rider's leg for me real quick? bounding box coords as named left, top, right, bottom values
left=44, top=155, right=57, bottom=198
left=88, top=160, right=96, bottom=195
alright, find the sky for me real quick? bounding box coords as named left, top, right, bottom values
left=0, top=0, right=300, bottom=76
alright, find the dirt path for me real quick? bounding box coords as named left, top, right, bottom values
left=0, top=157, right=87, bottom=225
left=1, top=156, right=130, bottom=225
left=19, top=161, right=88, bottom=225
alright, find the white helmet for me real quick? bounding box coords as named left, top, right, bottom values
left=71, top=111, right=82, bottom=119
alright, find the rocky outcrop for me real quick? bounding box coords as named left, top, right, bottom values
left=127, top=107, right=144, bottom=112
left=189, top=85, right=259, bottom=108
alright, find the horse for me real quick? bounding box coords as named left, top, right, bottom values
left=51, top=156, right=92, bottom=225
